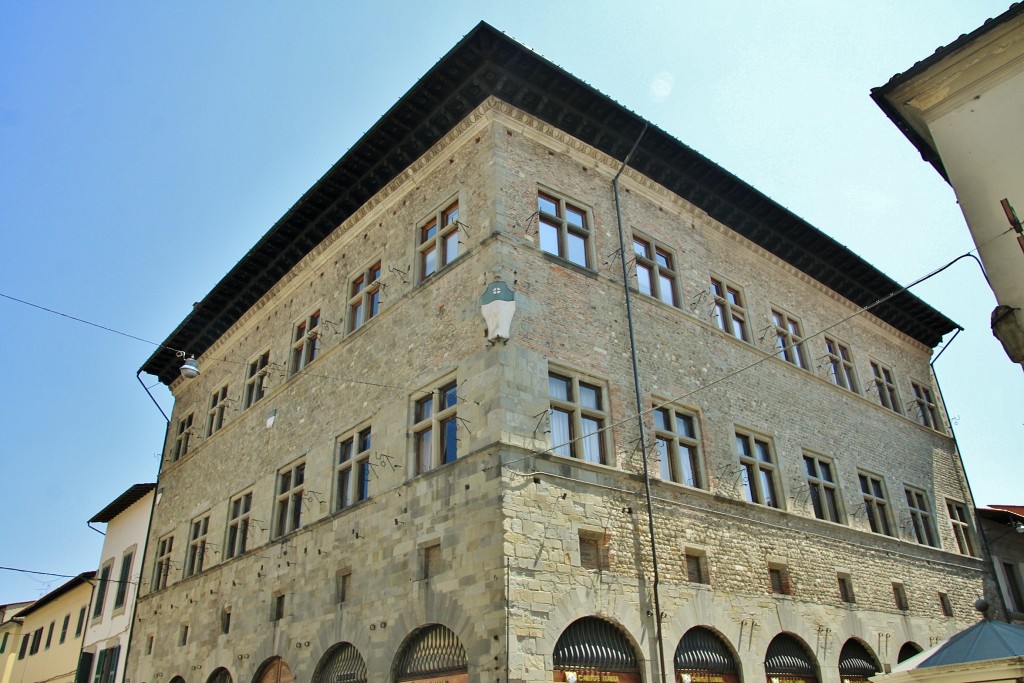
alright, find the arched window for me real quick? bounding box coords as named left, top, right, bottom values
left=764, top=634, right=818, bottom=683
left=313, top=643, right=367, bottom=683
left=553, top=617, right=642, bottom=683
left=837, top=640, right=880, bottom=683
left=254, top=657, right=294, bottom=683
left=674, top=626, right=740, bottom=683
left=394, top=624, right=467, bottom=683
left=207, top=668, right=232, bottom=683
left=897, top=642, right=922, bottom=663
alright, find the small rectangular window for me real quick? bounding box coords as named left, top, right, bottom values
left=423, top=543, right=442, bottom=579
left=243, top=350, right=271, bottom=408
left=152, top=535, right=174, bottom=591
left=685, top=551, right=708, bottom=585
left=184, top=515, right=210, bottom=577
left=632, top=235, right=679, bottom=306
left=769, top=566, right=791, bottom=595
left=44, top=622, right=53, bottom=649
left=225, top=491, right=253, bottom=559
left=171, top=413, right=194, bottom=461
left=145, top=635, right=154, bottom=655
left=336, top=427, right=372, bottom=509
left=938, top=592, right=953, bottom=617
left=947, top=501, right=976, bottom=556
left=349, top=261, right=383, bottom=331
left=29, top=628, right=41, bottom=655
left=273, top=594, right=286, bottom=621
left=59, top=614, right=69, bottom=644
left=838, top=574, right=855, bottom=603
left=18, top=634, right=28, bottom=659
left=75, top=606, right=86, bottom=637
left=912, top=381, right=941, bottom=431
left=905, top=487, right=937, bottom=547
left=578, top=530, right=609, bottom=571
left=804, top=454, right=843, bottom=523
left=336, top=570, right=351, bottom=604
left=893, top=582, right=909, bottom=611
left=653, top=404, right=703, bottom=488
left=178, top=624, right=189, bottom=647
left=221, top=608, right=231, bottom=634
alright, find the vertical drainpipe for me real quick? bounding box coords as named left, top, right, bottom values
left=611, top=124, right=668, bottom=683
left=125, top=371, right=173, bottom=681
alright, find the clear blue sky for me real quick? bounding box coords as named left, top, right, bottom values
left=2, top=1, right=1020, bottom=605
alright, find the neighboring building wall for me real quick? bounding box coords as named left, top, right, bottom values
left=873, top=7, right=1024, bottom=364
left=979, top=511, right=1024, bottom=624
left=0, top=604, right=31, bottom=683
left=83, top=489, right=155, bottom=683
left=10, top=580, right=92, bottom=683
left=127, top=102, right=989, bottom=683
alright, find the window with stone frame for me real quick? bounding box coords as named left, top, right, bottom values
left=893, top=582, right=909, bottom=611
left=736, top=430, right=781, bottom=508
left=171, top=412, right=193, bottom=462
left=771, top=308, right=808, bottom=368
left=946, top=500, right=976, bottom=557
left=348, top=260, right=382, bottom=332
left=289, top=309, right=321, bottom=374
left=859, top=472, right=894, bottom=536
left=335, top=569, right=351, bottom=604
left=823, top=336, right=859, bottom=392
left=419, top=201, right=460, bottom=280
left=422, top=542, right=442, bottom=579
left=152, top=534, right=174, bottom=591
left=335, top=426, right=372, bottom=509
left=537, top=191, right=592, bottom=268
left=803, top=453, right=843, bottom=523
left=548, top=371, right=610, bottom=464
left=413, top=382, right=458, bottom=475
left=225, top=490, right=253, bottom=560
left=184, top=514, right=209, bottom=577
left=652, top=403, right=703, bottom=488
left=684, top=549, right=709, bottom=585
left=710, top=276, right=750, bottom=342
left=243, top=350, right=270, bottom=409
left=837, top=573, right=856, bottom=603
left=578, top=530, right=610, bottom=571
left=768, top=564, right=792, bottom=595
left=113, top=550, right=133, bottom=610
left=93, top=561, right=112, bottom=618
left=904, top=486, right=938, bottom=547
left=870, top=360, right=902, bottom=414
left=939, top=592, right=954, bottom=617
left=911, top=381, right=941, bottom=431
left=206, top=384, right=229, bottom=436
left=273, top=461, right=305, bottom=538
left=632, top=235, right=679, bottom=307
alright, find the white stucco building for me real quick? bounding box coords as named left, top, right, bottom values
left=81, top=484, right=155, bottom=683
left=872, top=4, right=1024, bottom=365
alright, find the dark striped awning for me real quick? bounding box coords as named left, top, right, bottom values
left=764, top=635, right=817, bottom=677
left=396, top=624, right=467, bottom=680
left=838, top=640, right=879, bottom=678
left=313, top=643, right=368, bottom=683
left=674, top=627, right=737, bottom=673
left=206, top=668, right=232, bottom=683
left=554, top=617, right=640, bottom=672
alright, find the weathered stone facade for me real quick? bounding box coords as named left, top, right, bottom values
left=131, top=25, right=993, bottom=683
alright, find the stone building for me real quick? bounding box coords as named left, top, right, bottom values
left=976, top=505, right=1024, bottom=623
left=132, top=22, right=992, bottom=683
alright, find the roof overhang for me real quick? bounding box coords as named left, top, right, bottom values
left=871, top=4, right=1024, bottom=183
left=14, top=572, right=96, bottom=618
left=89, top=483, right=156, bottom=524
left=142, top=21, right=959, bottom=385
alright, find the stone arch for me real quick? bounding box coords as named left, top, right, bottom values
left=253, top=657, right=294, bottom=683
left=207, top=668, right=233, bottom=683
left=393, top=623, right=467, bottom=683
left=674, top=626, right=741, bottom=683
left=897, top=642, right=922, bottom=663
left=169, top=676, right=186, bottom=683
left=838, top=639, right=880, bottom=682
left=553, top=616, right=643, bottom=682
left=764, top=633, right=819, bottom=683
left=313, top=642, right=368, bottom=683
